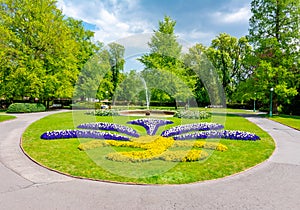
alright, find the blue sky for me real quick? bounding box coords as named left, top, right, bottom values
left=57, top=0, right=252, bottom=71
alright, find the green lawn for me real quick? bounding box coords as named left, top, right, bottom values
left=21, top=111, right=274, bottom=184
left=270, top=115, right=300, bottom=130
left=0, top=114, right=16, bottom=122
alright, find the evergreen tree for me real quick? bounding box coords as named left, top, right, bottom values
left=107, top=42, right=125, bottom=104
left=138, top=16, right=193, bottom=107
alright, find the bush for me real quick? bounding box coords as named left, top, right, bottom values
left=227, top=103, right=251, bottom=109
left=7, top=103, right=46, bottom=113
left=71, top=102, right=102, bottom=109
left=85, top=109, right=120, bottom=116
left=174, top=110, right=210, bottom=119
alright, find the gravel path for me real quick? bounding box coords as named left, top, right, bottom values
left=0, top=111, right=300, bottom=210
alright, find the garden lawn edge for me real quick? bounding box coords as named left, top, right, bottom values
left=19, top=135, right=274, bottom=186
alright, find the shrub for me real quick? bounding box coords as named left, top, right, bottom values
left=7, top=103, right=46, bottom=113
left=85, top=109, right=120, bottom=116
left=174, top=110, right=210, bottom=119
left=71, top=102, right=102, bottom=109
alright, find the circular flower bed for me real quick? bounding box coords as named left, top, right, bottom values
left=40, top=118, right=260, bottom=162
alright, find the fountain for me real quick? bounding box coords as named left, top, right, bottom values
left=118, top=77, right=175, bottom=117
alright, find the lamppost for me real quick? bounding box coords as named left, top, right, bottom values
left=253, top=92, right=256, bottom=112
left=269, top=88, right=274, bottom=117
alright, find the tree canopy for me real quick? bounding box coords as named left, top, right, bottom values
left=0, top=0, right=96, bottom=107
left=138, top=16, right=194, bottom=106
left=242, top=0, right=300, bottom=113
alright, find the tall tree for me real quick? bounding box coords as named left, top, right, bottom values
left=138, top=16, right=193, bottom=107
left=75, top=48, right=111, bottom=101
left=206, top=33, right=252, bottom=101
left=114, top=70, right=144, bottom=105
left=0, top=0, right=96, bottom=107
left=184, top=43, right=225, bottom=106
left=66, top=17, right=99, bottom=70
left=246, top=0, right=299, bottom=112
left=107, top=42, right=125, bottom=103
left=139, top=16, right=182, bottom=71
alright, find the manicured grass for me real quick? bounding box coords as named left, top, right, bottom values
left=270, top=115, right=300, bottom=130
left=0, top=114, right=16, bottom=122
left=21, top=111, right=275, bottom=184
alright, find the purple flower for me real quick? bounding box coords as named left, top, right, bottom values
left=77, top=122, right=139, bottom=137
left=161, top=123, right=224, bottom=137
left=40, top=130, right=130, bottom=141
left=127, top=118, right=173, bottom=135
left=173, top=130, right=260, bottom=141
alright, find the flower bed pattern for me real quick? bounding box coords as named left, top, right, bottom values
left=77, top=122, right=139, bottom=137
left=41, top=118, right=260, bottom=162
left=78, top=136, right=218, bottom=162
left=127, top=118, right=173, bottom=135
left=161, top=123, right=224, bottom=137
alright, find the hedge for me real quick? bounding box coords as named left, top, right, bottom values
left=7, top=103, right=46, bottom=113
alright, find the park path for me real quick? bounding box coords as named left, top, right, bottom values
left=0, top=111, right=300, bottom=210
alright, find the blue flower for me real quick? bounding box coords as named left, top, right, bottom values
left=40, top=130, right=130, bottom=141
left=77, top=122, right=139, bottom=137
left=41, top=119, right=260, bottom=141
left=173, top=130, right=260, bottom=141
left=161, top=123, right=224, bottom=137
left=127, top=118, right=173, bottom=135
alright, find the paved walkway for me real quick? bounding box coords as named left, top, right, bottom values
left=1, top=111, right=300, bottom=210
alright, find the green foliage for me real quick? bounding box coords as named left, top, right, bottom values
left=183, top=43, right=222, bottom=105
left=7, top=103, right=45, bottom=113
left=97, top=70, right=115, bottom=101
left=75, top=49, right=111, bottom=100
left=174, top=110, right=210, bottom=119
left=108, top=42, right=125, bottom=102
left=71, top=102, right=103, bottom=109
left=244, top=0, right=300, bottom=112
left=249, top=0, right=299, bottom=56
left=85, top=109, right=120, bottom=116
left=114, top=70, right=143, bottom=104
left=236, top=60, right=297, bottom=105
left=0, top=0, right=97, bottom=102
left=138, top=16, right=194, bottom=105
left=206, top=33, right=252, bottom=100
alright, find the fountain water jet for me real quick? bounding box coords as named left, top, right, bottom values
left=118, top=76, right=175, bottom=117
left=140, top=77, right=150, bottom=112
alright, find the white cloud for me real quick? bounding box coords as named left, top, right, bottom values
left=56, top=0, right=152, bottom=44
left=178, top=30, right=216, bottom=47
left=212, top=6, right=251, bottom=24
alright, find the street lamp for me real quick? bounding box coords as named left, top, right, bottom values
left=269, top=88, right=274, bottom=117
left=253, top=92, right=256, bottom=112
